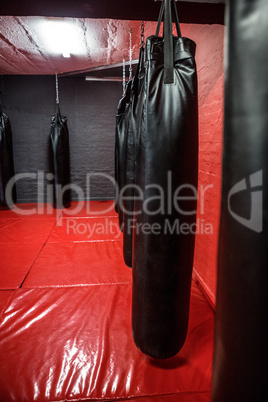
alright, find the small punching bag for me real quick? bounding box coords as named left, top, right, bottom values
left=50, top=75, right=71, bottom=209
left=0, top=104, right=16, bottom=208
left=212, top=1, right=268, bottom=401
left=132, top=0, right=198, bottom=359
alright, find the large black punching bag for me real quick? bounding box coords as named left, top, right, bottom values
left=0, top=105, right=16, bottom=208
left=122, top=46, right=145, bottom=267
left=50, top=104, right=71, bottom=209
left=212, top=1, right=268, bottom=401
left=115, top=80, right=132, bottom=230
left=132, top=0, right=198, bottom=359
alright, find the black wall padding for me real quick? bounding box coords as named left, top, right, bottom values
left=212, top=1, right=268, bottom=401
left=132, top=0, right=199, bottom=359
left=0, top=106, right=16, bottom=208
left=2, top=76, right=122, bottom=203
left=50, top=105, right=71, bottom=209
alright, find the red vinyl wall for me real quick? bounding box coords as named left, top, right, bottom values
left=185, top=24, right=224, bottom=308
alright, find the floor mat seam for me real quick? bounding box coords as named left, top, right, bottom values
left=19, top=212, right=63, bottom=288
left=56, top=389, right=212, bottom=401
left=22, top=282, right=132, bottom=290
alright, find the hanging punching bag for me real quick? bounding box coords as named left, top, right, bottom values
left=0, top=105, right=16, bottom=208
left=122, top=46, right=145, bottom=267
left=212, top=1, right=268, bottom=400
left=132, top=0, right=198, bottom=359
left=50, top=104, right=71, bottom=209
left=115, top=80, right=132, bottom=230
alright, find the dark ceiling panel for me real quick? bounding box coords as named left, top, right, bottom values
left=0, top=0, right=225, bottom=25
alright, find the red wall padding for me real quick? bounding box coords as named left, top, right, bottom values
left=186, top=24, right=224, bottom=308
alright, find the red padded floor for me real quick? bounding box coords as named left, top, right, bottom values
left=0, top=218, right=57, bottom=244
left=48, top=216, right=123, bottom=243
left=0, top=284, right=213, bottom=401
left=0, top=291, right=14, bottom=317
left=0, top=205, right=60, bottom=290
left=0, top=243, right=45, bottom=289
left=23, top=241, right=131, bottom=288
left=0, top=201, right=214, bottom=401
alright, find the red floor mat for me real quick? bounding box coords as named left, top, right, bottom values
left=48, top=216, right=122, bottom=243
left=0, top=202, right=214, bottom=401
left=129, top=393, right=211, bottom=401
left=0, top=218, right=57, bottom=244
left=0, top=291, right=14, bottom=317
left=0, top=243, right=44, bottom=289
left=23, top=241, right=131, bottom=288
left=0, top=283, right=213, bottom=401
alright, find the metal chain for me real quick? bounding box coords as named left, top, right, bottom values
left=55, top=73, right=59, bottom=104
left=129, top=29, right=133, bottom=81
left=122, top=55, right=126, bottom=95
left=141, top=21, right=145, bottom=47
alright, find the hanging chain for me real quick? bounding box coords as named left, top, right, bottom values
left=55, top=73, right=59, bottom=104
left=129, top=29, right=133, bottom=81
left=140, top=21, right=145, bottom=47
left=122, top=55, right=126, bottom=95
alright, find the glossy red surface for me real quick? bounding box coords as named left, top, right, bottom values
left=0, top=285, right=213, bottom=401
left=191, top=24, right=224, bottom=308
left=0, top=291, right=14, bottom=317
left=0, top=201, right=214, bottom=401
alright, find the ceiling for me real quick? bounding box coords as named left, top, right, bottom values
left=0, top=1, right=225, bottom=76
left=0, top=1, right=225, bottom=20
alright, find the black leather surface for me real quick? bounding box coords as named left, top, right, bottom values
left=115, top=80, right=132, bottom=231
left=0, top=106, right=16, bottom=208
left=122, top=47, right=145, bottom=268
left=212, top=0, right=268, bottom=400
left=132, top=0, right=199, bottom=359
left=50, top=105, right=71, bottom=209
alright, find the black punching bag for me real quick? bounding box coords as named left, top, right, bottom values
left=114, top=83, right=130, bottom=214
left=212, top=1, right=268, bottom=401
left=132, top=0, right=198, bottom=359
left=0, top=105, right=16, bottom=208
left=122, top=46, right=145, bottom=267
left=115, top=80, right=132, bottom=230
left=50, top=104, right=71, bottom=209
